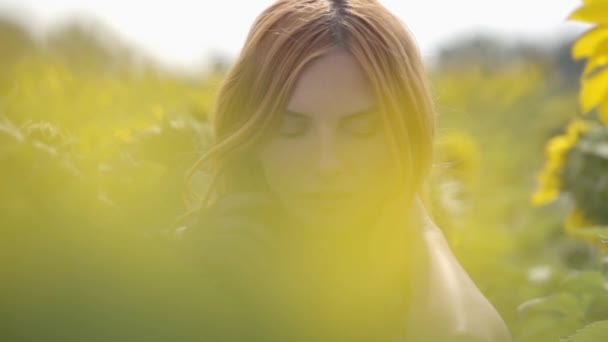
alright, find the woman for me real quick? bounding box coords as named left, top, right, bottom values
left=176, top=0, right=512, bottom=341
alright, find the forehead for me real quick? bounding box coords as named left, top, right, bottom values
left=285, top=48, right=376, bottom=119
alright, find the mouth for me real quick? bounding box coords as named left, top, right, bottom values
left=300, top=192, right=352, bottom=210
left=301, top=191, right=352, bottom=200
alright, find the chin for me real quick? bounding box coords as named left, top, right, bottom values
left=292, top=209, right=363, bottom=232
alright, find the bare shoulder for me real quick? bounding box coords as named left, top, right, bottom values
left=405, top=223, right=513, bottom=342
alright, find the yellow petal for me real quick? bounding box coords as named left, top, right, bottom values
left=583, top=54, right=608, bottom=76
left=569, top=4, right=608, bottom=24
left=114, top=128, right=132, bottom=142
left=583, top=0, right=608, bottom=4
left=572, top=26, right=608, bottom=60
left=152, top=105, right=165, bottom=121
left=547, top=135, right=575, bottom=156
left=531, top=187, right=559, bottom=205
left=566, top=119, right=590, bottom=141
left=600, top=101, right=608, bottom=123
left=565, top=208, right=594, bottom=235
left=580, top=67, right=608, bottom=113
left=590, top=38, right=608, bottom=61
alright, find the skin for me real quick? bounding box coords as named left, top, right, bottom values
left=255, top=47, right=402, bottom=248
left=251, top=47, right=414, bottom=338
left=235, top=48, right=512, bottom=341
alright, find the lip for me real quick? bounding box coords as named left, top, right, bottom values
left=301, top=191, right=352, bottom=201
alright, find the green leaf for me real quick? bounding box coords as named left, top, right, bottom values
left=586, top=292, right=608, bottom=321
left=518, top=292, right=584, bottom=317
left=562, top=320, right=608, bottom=342
left=560, top=271, right=607, bottom=295
left=577, top=140, right=608, bottom=159
left=518, top=315, right=582, bottom=342
left=569, top=226, right=608, bottom=244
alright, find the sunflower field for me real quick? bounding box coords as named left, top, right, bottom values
left=2, top=1, right=608, bottom=341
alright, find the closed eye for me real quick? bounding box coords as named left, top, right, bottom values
left=341, top=112, right=379, bottom=137
left=277, top=107, right=380, bottom=138
left=277, top=114, right=310, bottom=137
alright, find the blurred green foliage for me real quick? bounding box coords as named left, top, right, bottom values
left=2, top=3, right=608, bottom=340
left=521, top=1, right=608, bottom=341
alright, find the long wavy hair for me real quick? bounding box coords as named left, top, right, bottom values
left=183, top=0, right=437, bottom=220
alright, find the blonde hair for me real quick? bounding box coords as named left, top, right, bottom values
left=184, top=0, right=436, bottom=217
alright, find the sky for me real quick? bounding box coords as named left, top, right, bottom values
left=0, top=0, right=592, bottom=71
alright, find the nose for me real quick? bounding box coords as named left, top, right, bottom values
left=315, top=130, right=344, bottom=180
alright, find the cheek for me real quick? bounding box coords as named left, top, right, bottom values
left=257, top=141, right=310, bottom=195
left=258, top=134, right=398, bottom=189
left=258, top=139, right=395, bottom=194
left=350, top=139, right=399, bottom=201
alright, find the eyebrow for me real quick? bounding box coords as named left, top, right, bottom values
left=284, top=106, right=379, bottom=120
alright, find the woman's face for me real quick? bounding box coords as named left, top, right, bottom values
left=256, top=47, right=400, bottom=234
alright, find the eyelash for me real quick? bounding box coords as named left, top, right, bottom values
left=347, top=120, right=378, bottom=137
left=277, top=120, right=378, bottom=138
left=279, top=131, right=305, bottom=138
left=278, top=122, right=308, bottom=137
